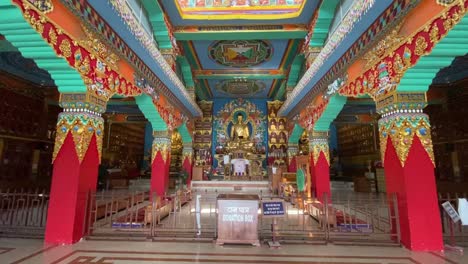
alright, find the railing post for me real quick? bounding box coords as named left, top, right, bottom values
left=392, top=193, right=401, bottom=245
left=324, top=193, right=329, bottom=243
left=151, top=192, right=157, bottom=238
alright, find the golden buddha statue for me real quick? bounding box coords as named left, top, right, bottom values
left=226, top=113, right=254, bottom=152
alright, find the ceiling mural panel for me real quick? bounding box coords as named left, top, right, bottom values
left=209, top=79, right=273, bottom=98
left=208, top=40, right=273, bottom=68
left=159, top=0, right=319, bottom=26
left=175, top=0, right=306, bottom=20
left=191, top=39, right=288, bottom=70
left=182, top=38, right=298, bottom=99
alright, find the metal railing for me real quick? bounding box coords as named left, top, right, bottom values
left=86, top=190, right=152, bottom=238
left=0, top=189, right=49, bottom=238
left=85, top=189, right=400, bottom=246
left=0, top=187, right=401, bottom=246
left=439, top=192, right=468, bottom=247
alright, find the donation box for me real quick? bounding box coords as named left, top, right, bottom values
left=216, top=194, right=260, bottom=246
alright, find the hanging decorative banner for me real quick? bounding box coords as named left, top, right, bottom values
left=310, top=131, right=330, bottom=166
left=53, top=112, right=104, bottom=163
left=152, top=131, right=171, bottom=164
left=378, top=113, right=434, bottom=167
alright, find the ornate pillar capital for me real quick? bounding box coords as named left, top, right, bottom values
left=308, top=130, right=330, bottom=166
left=375, top=91, right=427, bottom=116
left=152, top=130, right=171, bottom=163
left=59, top=91, right=108, bottom=115
left=376, top=91, right=434, bottom=167
left=182, top=142, right=193, bottom=161
left=153, top=130, right=171, bottom=139
left=287, top=143, right=299, bottom=164
left=53, top=112, right=104, bottom=164
left=53, top=92, right=106, bottom=164
left=378, top=112, right=434, bottom=167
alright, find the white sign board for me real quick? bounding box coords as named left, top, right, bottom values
left=458, top=198, right=468, bottom=226
left=442, top=201, right=461, bottom=223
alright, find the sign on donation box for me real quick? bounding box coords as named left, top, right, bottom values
left=216, top=194, right=260, bottom=246
left=262, top=200, right=285, bottom=218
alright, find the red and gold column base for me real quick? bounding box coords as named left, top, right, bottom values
left=380, top=113, right=442, bottom=251
left=309, top=131, right=330, bottom=202
left=151, top=131, right=171, bottom=196
left=287, top=144, right=298, bottom=172
left=53, top=112, right=104, bottom=164
left=46, top=111, right=103, bottom=244
left=182, top=143, right=193, bottom=186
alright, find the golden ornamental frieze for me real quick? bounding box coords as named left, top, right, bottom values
left=378, top=113, right=434, bottom=167
left=339, top=1, right=468, bottom=98
left=151, top=139, right=170, bottom=164
left=312, top=143, right=330, bottom=166
left=16, top=0, right=141, bottom=100
left=52, top=112, right=104, bottom=164
left=79, top=25, right=119, bottom=71
left=309, top=132, right=329, bottom=166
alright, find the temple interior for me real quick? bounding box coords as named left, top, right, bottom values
left=1, top=0, right=468, bottom=263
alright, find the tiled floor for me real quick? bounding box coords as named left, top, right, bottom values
left=0, top=238, right=466, bottom=264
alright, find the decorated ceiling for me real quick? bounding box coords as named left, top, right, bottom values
left=182, top=38, right=300, bottom=99
left=156, top=0, right=318, bottom=99
left=161, top=0, right=319, bottom=26
left=174, top=0, right=307, bottom=20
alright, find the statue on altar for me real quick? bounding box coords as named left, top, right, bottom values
left=226, top=113, right=254, bottom=153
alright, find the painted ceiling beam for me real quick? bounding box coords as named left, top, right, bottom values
left=140, top=0, right=172, bottom=50
left=87, top=0, right=201, bottom=117
left=286, top=55, right=305, bottom=87
left=135, top=93, right=167, bottom=131
left=176, top=56, right=195, bottom=88
left=279, top=0, right=393, bottom=117
left=174, top=29, right=307, bottom=41
left=195, top=74, right=285, bottom=80
left=309, top=0, right=340, bottom=47
left=289, top=124, right=305, bottom=144
left=274, top=81, right=287, bottom=101
left=195, top=82, right=210, bottom=101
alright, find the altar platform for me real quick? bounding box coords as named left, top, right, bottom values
left=190, top=180, right=269, bottom=193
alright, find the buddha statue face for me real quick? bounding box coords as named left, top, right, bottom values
left=237, top=114, right=243, bottom=123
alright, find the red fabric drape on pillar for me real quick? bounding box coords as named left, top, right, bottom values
left=311, top=151, right=330, bottom=202
left=151, top=151, right=168, bottom=196
left=384, top=135, right=443, bottom=251
left=45, top=133, right=99, bottom=244
left=288, top=156, right=297, bottom=172
left=182, top=156, right=193, bottom=186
